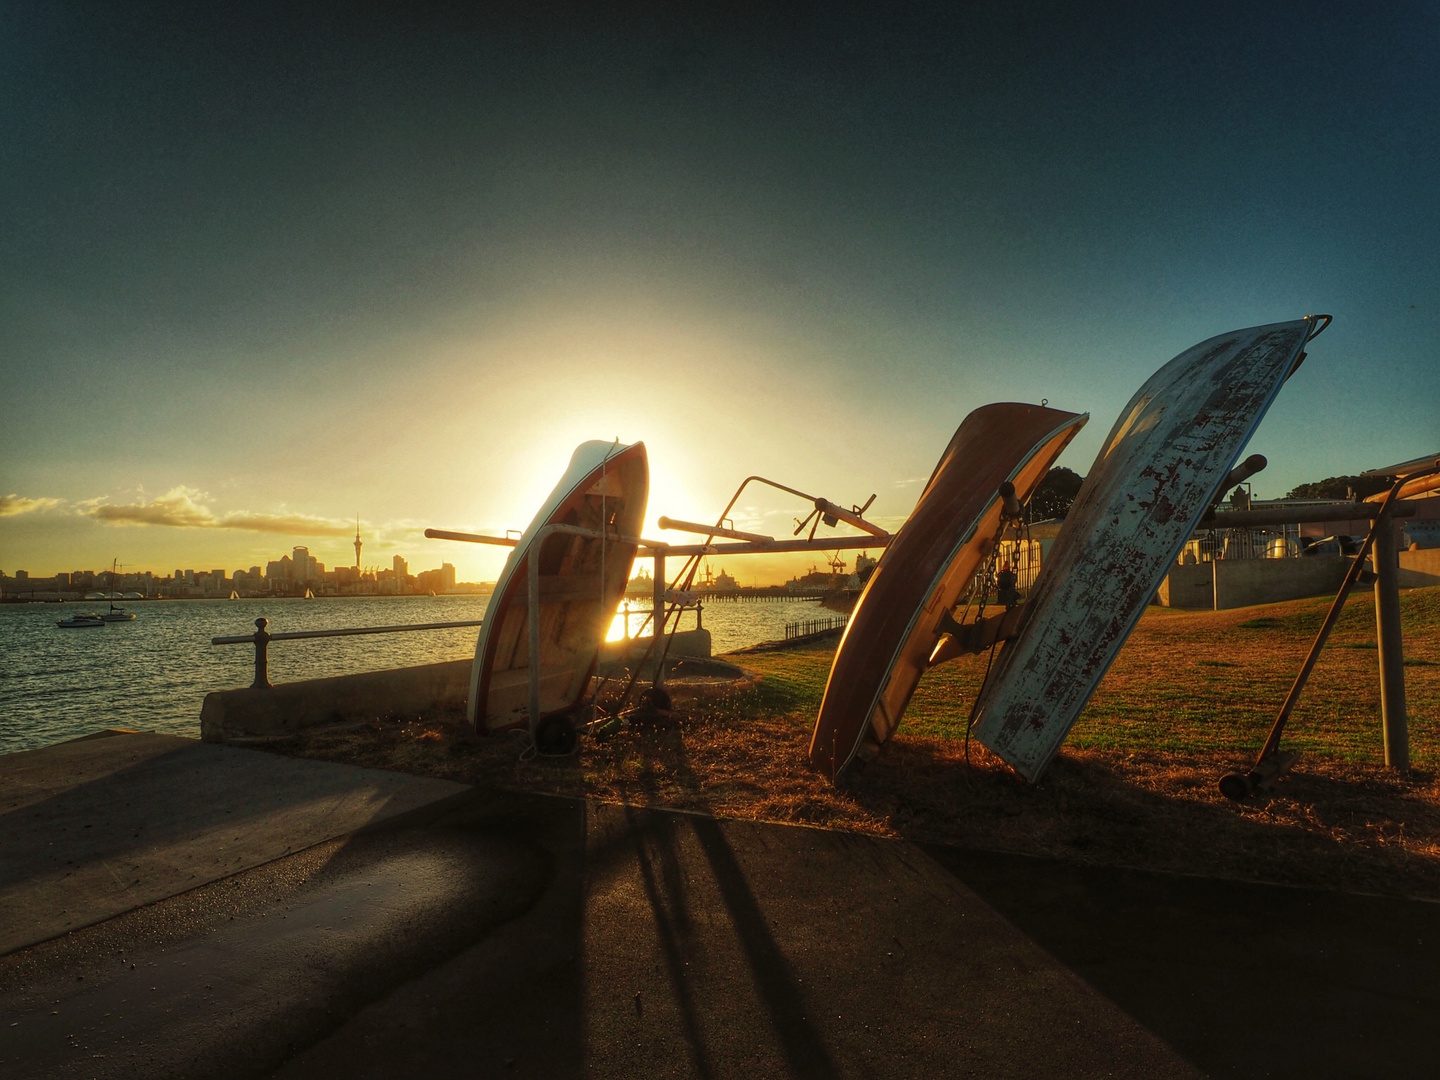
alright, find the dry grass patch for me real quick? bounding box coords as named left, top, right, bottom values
left=267, top=588, right=1440, bottom=899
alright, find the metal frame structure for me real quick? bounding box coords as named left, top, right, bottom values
left=1215, top=468, right=1436, bottom=796
left=427, top=474, right=893, bottom=735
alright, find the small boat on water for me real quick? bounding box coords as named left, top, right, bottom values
left=97, top=560, right=136, bottom=620
left=57, top=612, right=106, bottom=628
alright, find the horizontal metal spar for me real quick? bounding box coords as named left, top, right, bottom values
left=1365, top=469, right=1440, bottom=502
left=651, top=534, right=893, bottom=557
left=212, top=619, right=483, bottom=645
left=1198, top=500, right=1420, bottom=529
left=427, top=522, right=892, bottom=557
left=657, top=516, right=775, bottom=543
left=424, top=528, right=519, bottom=546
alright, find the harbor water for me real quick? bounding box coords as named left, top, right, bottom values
left=0, top=594, right=833, bottom=755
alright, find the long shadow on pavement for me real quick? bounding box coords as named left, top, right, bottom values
left=928, top=845, right=1440, bottom=1080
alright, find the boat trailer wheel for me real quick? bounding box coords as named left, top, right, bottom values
left=1217, top=771, right=1253, bottom=801
left=535, top=712, right=578, bottom=756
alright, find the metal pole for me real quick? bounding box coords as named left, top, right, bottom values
left=1219, top=472, right=1419, bottom=799
left=251, top=618, right=271, bottom=690
left=1373, top=509, right=1408, bottom=771
left=528, top=546, right=542, bottom=734
left=653, top=551, right=666, bottom=688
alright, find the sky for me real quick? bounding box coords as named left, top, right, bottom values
left=2, top=1, right=1437, bottom=584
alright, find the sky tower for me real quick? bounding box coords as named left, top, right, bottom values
left=353, top=515, right=363, bottom=570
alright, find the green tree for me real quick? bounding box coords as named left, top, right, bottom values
left=1029, top=467, right=1084, bottom=521
left=1285, top=474, right=1392, bottom=500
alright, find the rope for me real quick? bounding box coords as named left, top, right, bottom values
left=956, top=492, right=1033, bottom=770
left=508, top=727, right=537, bottom=762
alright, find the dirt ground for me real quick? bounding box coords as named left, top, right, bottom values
left=262, top=588, right=1440, bottom=901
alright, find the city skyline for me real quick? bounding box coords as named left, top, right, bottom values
left=2, top=6, right=1436, bottom=586
left=0, top=541, right=470, bottom=599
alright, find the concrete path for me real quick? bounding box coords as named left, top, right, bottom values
left=4, top=740, right=1440, bottom=1077
left=0, top=731, right=468, bottom=953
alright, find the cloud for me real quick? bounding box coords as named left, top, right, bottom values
left=214, top=511, right=355, bottom=537
left=0, top=494, right=62, bottom=517
left=81, top=487, right=354, bottom=537
left=85, top=487, right=214, bottom=527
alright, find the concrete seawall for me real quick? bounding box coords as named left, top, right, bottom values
left=1399, top=546, right=1440, bottom=588
left=201, top=628, right=712, bottom=742
left=1159, top=557, right=1352, bottom=610
left=201, top=659, right=473, bottom=741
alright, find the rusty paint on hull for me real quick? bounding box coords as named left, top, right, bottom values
left=468, top=441, right=648, bottom=733
left=808, top=403, right=1087, bottom=782
left=970, top=319, right=1318, bottom=781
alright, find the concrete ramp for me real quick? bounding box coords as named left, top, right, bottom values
left=0, top=731, right=468, bottom=954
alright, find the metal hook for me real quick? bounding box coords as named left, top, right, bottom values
left=1304, top=314, right=1333, bottom=342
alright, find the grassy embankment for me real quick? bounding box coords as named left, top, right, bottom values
left=276, top=588, right=1440, bottom=898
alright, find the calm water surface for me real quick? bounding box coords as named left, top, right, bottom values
left=0, top=595, right=830, bottom=755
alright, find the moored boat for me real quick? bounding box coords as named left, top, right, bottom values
left=57, top=612, right=106, bottom=628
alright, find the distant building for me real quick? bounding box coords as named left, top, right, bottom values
left=414, top=562, right=457, bottom=595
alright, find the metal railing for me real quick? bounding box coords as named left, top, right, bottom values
left=784, top=614, right=849, bottom=640
left=212, top=617, right=483, bottom=689
left=616, top=599, right=704, bottom=638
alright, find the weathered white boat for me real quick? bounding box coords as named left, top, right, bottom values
left=467, top=440, right=648, bottom=748
left=808, top=403, right=1087, bottom=781
left=970, top=316, right=1329, bottom=781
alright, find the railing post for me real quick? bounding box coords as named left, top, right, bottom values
left=652, top=551, right=666, bottom=689
left=695, top=601, right=703, bottom=631
left=1373, top=509, right=1408, bottom=772
left=251, top=618, right=272, bottom=689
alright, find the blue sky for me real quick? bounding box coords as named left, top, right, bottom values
left=2, top=2, right=1436, bottom=581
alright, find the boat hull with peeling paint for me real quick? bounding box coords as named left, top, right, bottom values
left=468, top=440, right=648, bottom=733
left=808, top=403, right=1088, bottom=781
left=970, top=318, right=1323, bottom=780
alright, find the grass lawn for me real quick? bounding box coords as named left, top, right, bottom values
left=267, top=587, right=1440, bottom=900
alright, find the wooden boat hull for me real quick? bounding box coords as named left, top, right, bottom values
left=468, top=441, right=648, bottom=733
left=971, top=318, right=1319, bottom=780
left=808, top=403, right=1088, bottom=781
